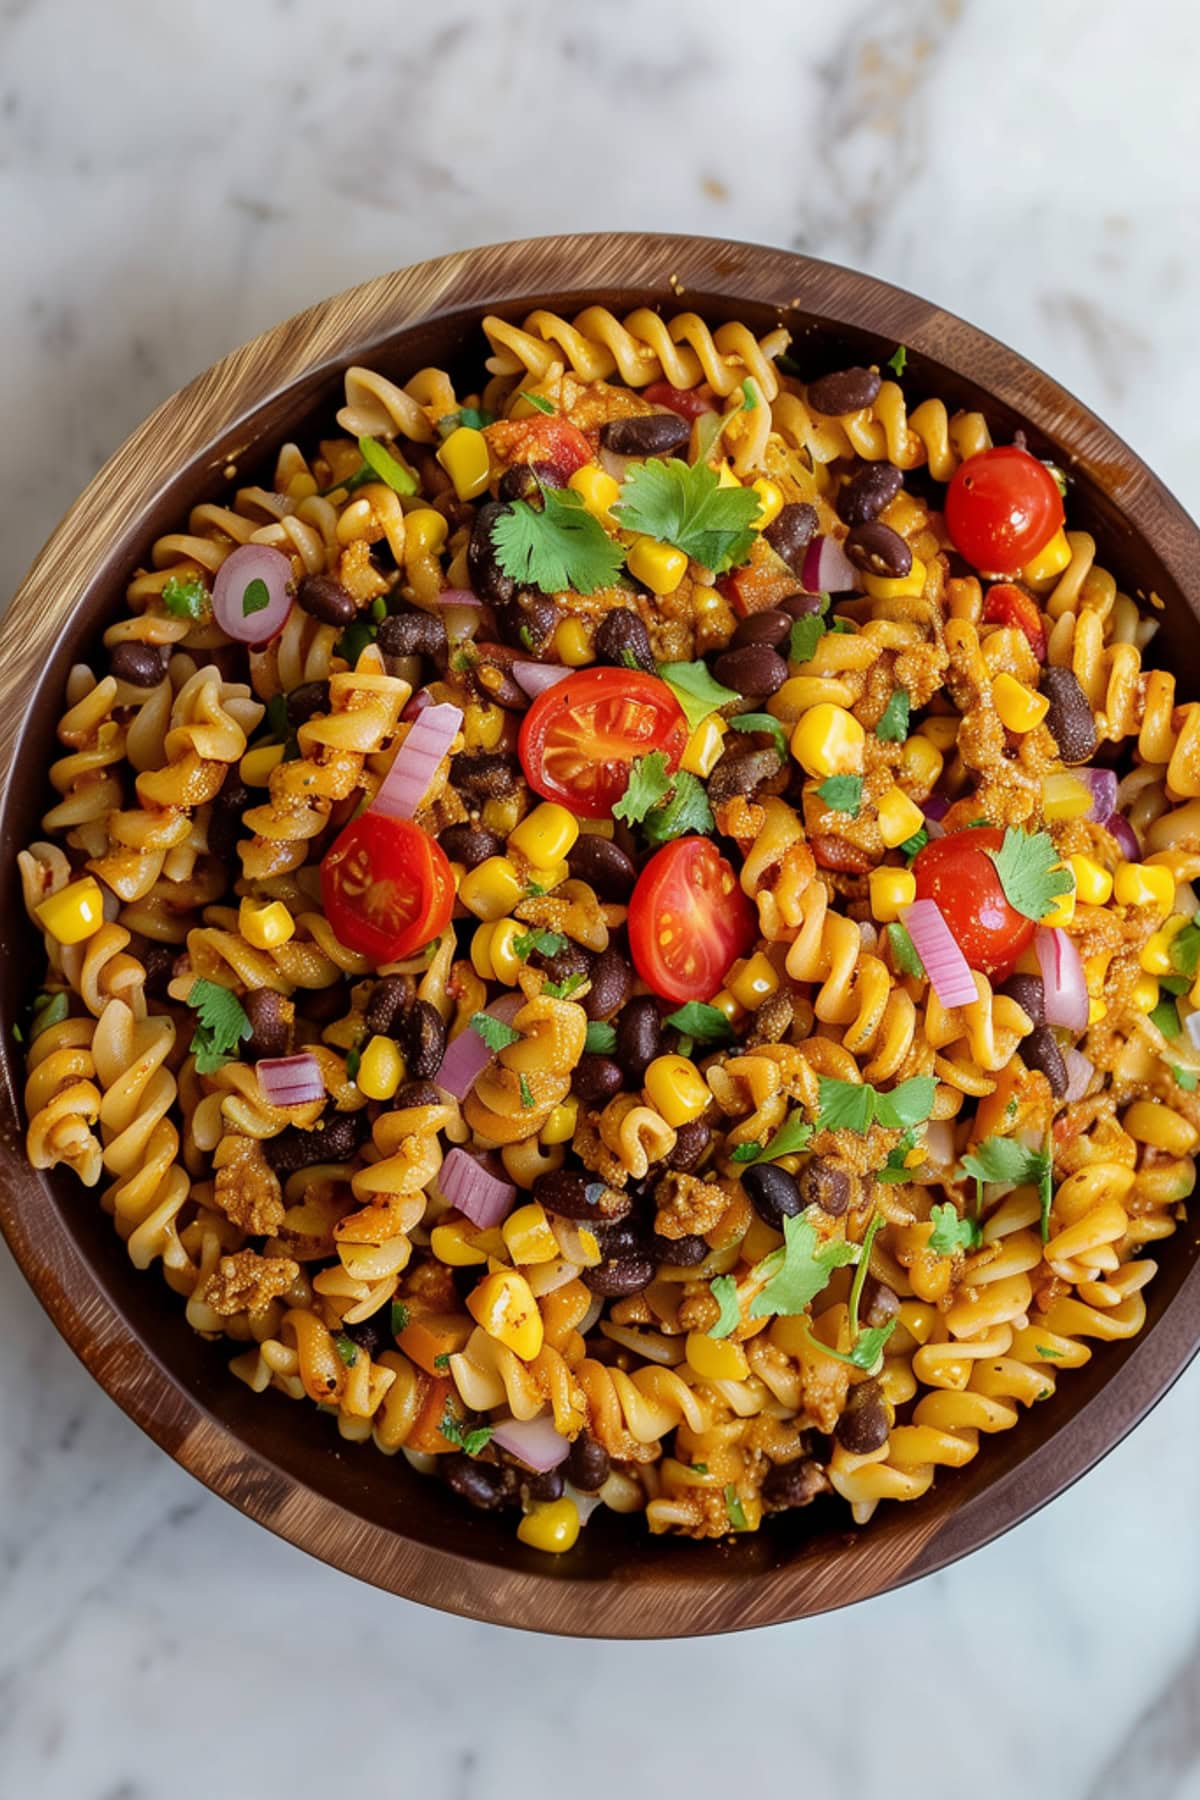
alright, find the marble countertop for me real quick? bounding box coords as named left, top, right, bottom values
left=4, top=1, right=1200, bottom=1795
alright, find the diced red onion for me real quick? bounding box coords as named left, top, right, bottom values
left=370, top=703, right=462, bottom=821
left=490, top=1413, right=571, bottom=1472
left=900, top=899, right=978, bottom=1008
left=1062, top=1048, right=1095, bottom=1102
left=513, top=661, right=574, bottom=699
left=921, top=795, right=950, bottom=823
left=256, top=1052, right=325, bottom=1107
left=800, top=534, right=860, bottom=594
left=1075, top=767, right=1118, bottom=825
left=922, top=1119, right=957, bottom=1168
left=212, top=545, right=294, bottom=645
left=437, top=589, right=480, bottom=607
left=1186, top=1012, right=1200, bottom=1053
left=1107, top=813, right=1141, bottom=862
left=1035, top=926, right=1089, bottom=1032
left=402, top=690, right=433, bottom=721
left=438, top=1146, right=516, bottom=1229
left=436, top=993, right=523, bottom=1100
left=438, top=589, right=482, bottom=648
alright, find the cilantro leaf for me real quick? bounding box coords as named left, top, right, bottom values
left=469, top=1012, right=521, bottom=1052
left=335, top=618, right=378, bottom=665
left=847, top=1319, right=898, bottom=1368
left=642, top=770, right=714, bottom=846
left=518, top=1073, right=535, bottom=1109
left=986, top=827, right=1075, bottom=922
left=886, top=345, right=908, bottom=377
left=730, top=1141, right=762, bottom=1163
left=390, top=1300, right=409, bottom=1336
left=439, top=1401, right=494, bottom=1457
left=161, top=574, right=207, bottom=619
left=816, top=774, right=863, bottom=817
left=1169, top=913, right=1200, bottom=980
left=492, top=484, right=625, bottom=596
left=584, top=1022, right=617, bottom=1055
left=707, top=1275, right=742, bottom=1339
left=186, top=979, right=251, bottom=1074
left=816, top=1076, right=876, bottom=1136
left=433, top=1352, right=450, bottom=1370
left=1173, top=1065, right=1199, bottom=1093
left=728, top=712, right=788, bottom=762
left=617, top=458, right=761, bottom=573
left=875, top=689, right=910, bottom=741
left=664, top=1002, right=733, bottom=1047
left=334, top=1333, right=358, bottom=1366
left=358, top=434, right=418, bottom=495
left=748, top=1213, right=859, bottom=1319
left=437, top=406, right=495, bottom=436
left=927, top=1201, right=983, bottom=1255
left=543, top=972, right=586, bottom=999
left=612, top=751, right=673, bottom=826
left=788, top=614, right=826, bottom=664
left=242, top=578, right=270, bottom=618
left=512, top=928, right=567, bottom=961
left=724, top=1485, right=750, bottom=1530
left=876, top=1129, right=919, bottom=1182
left=748, top=1112, right=814, bottom=1164
left=960, top=1134, right=1054, bottom=1240
left=874, top=1075, right=937, bottom=1131
left=521, top=391, right=556, bottom=415
left=887, top=922, right=926, bottom=978
left=657, top=660, right=740, bottom=731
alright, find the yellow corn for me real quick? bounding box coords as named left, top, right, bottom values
left=470, top=918, right=525, bottom=984
left=430, top=1221, right=504, bottom=1267
left=877, top=786, right=926, bottom=849
left=1022, top=526, right=1072, bottom=585
left=238, top=896, right=295, bottom=949
left=356, top=1034, right=403, bottom=1101
left=567, top=464, right=620, bottom=526
left=34, top=876, right=105, bottom=945
left=517, top=1497, right=580, bottom=1553
left=436, top=426, right=491, bottom=500
left=709, top=989, right=743, bottom=1026
left=644, top=1055, right=710, bottom=1128
left=462, top=700, right=506, bottom=752
left=726, top=952, right=779, bottom=1011
left=458, top=856, right=525, bottom=921
left=467, top=1269, right=544, bottom=1360
left=540, top=1099, right=578, bottom=1146
left=1131, top=976, right=1160, bottom=1013
left=750, top=478, right=784, bottom=531
left=1124, top=1099, right=1199, bottom=1156
left=523, top=860, right=569, bottom=893
left=627, top=537, right=688, bottom=596
left=509, top=802, right=578, bottom=866
left=791, top=703, right=865, bottom=778
left=1088, top=997, right=1108, bottom=1025
left=993, top=672, right=1049, bottom=734
left=862, top=556, right=926, bottom=601
left=239, top=742, right=285, bottom=786
left=502, top=1201, right=560, bottom=1266
left=1139, top=915, right=1189, bottom=975
left=685, top=1332, right=749, bottom=1382
left=692, top=584, right=732, bottom=630
left=402, top=507, right=448, bottom=557
left=551, top=617, right=592, bottom=666
left=1114, top=861, right=1176, bottom=916
left=1041, top=772, right=1094, bottom=823
left=918, top=716, right=959, bottom=752
left=870, top=867, right=917, bottom=923
left=901, top=734, right=944, bottom=790
left=1069, top=854, right=1113, bottom=907
left=716, top=463, right=742, bottom=489
left=1039, top=885, right=1076, bottom=929
left=681, top=714, right=728, bottom=778
left=1083, top=951, right=1112, bottom=996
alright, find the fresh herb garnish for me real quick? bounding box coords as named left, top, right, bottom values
left=960, top=1135, right=1055, bottom=1240
left=439, top=1402, right=494, bottom=1457
left=876, top=1128, right=920, bottom=1183
left=1173, top=1065, right=1199, bottom=1092
left=1037, top=1345, right=1065, bottom=1360
left=886, top=345, right=908, bottom=377
left=390, top=1301, right=409, bottom=1337
left=747, top=1112, right=814, bottom=1164
left=656, top=660, right=740, bottom=732
left=584, top=1022, right=618, bottom=1055
left=512, top=928, right=567, bottom=961
left=724, top=1485, right=750, bottom=1530
left=707, top=1275, right=742, bottom=1339
left=1150, top=997, right=1181, bottom=1039
left=335, top=618, right=378, bottom=665
left=518, top=1072, right=536, bottom=1109
left=900, top=826, right=930, bottom=859
left=521, top=391, right=556, bottom=415
left=748, top=1212, right=859, bottom=1319
left=986, top=827, right=1075, bottom=922
left=927, top=1201, right=983, bottom=1255
left=469, top=1012, right=521, bottom=1052
left=492, top=484, right=625, bottom=596
left=358, top=434, right=419, bottom=495
left=242, top=577, right=270, bottom=618
left=185, top=979, right=251, bottom=1074
left=617, top=458, right=761, bottom=573
left=728, top=712, right=789, bottom=762
left=542, top=972, right=587, bottom=1000
left=334, top=1333, right=358, bottom=1366
left=438, top=406, right=496, bottom=436
left=691, top=1462, right=709, bottom=1475
left=1168, top=913, right=1200, bottom=979
left=664, top=1002, right=734, bottom=1047
left=345, top=1044, right=362, bottom=1083
left=730, top=1141, right=762, bottom=1163
left=433, top=1352, right=451, bottom=1370
left=815, top=774, right=863, bottom=818
left=612, top=751, right=674, bottom=826
left=887, top=922, right=926, bottom=978
left=29, top=991, right=69, bottom=1040
left=817, top=1073, right=936, bottom=1137
left=642, top=770, right=714, bottom=846
left=788, top=614, right=826, bottom=664
left=161, top=573, right=207, bottom=619
left=875, top=689, right=910, bottom=741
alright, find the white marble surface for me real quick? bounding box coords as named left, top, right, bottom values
left=4, top=1, right=1200, bottom=1795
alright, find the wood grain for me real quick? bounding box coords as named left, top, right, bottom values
left=3, top=232, right=1200, bottom=1637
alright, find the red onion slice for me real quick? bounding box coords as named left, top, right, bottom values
left=402, top=690, right=433, bottom=721
left=1035, top=926, right=1089, bottom=1032
left=436, top=993, right=523, bottom=1100
left=1062, top=1048, right=1095, bottom=1102
left=513, top=661, right=573, bottom=698
left=1186, top=1012, right=1200, bottom=1053
left=900, top=899, right=978, bottom=1009
left=438, top=589, right=483, bottom=648
left=439, top=1147, right=516, bottom=1229
left=213, top=545, right=294, bottom=645
left=800, top=533, right=860, bottom=595
left=491, top=1413, right=571, bottom=1472
left=1106, top=813, right=1141, bottom=862
left=371, top=703, right=462, bottom=822
left=256, top=1052, right=325, bottom=1107
left=1075, top=767, right=1118, bottom=825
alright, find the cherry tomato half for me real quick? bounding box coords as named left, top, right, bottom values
left=518, top=667, right=688, bottom=819
left=628, top=837, right=757, bottom=1004
left=945, top=446, right=1064, bottom=576
left=912, top=826, right=1034, bottom=978
left=321, top=812, right=455, bottom=964
left=642, top=381, right=717, bottom=421
left=981, top=581, right=1047, bottom=663
left=486, top=415, right=592, bottom=486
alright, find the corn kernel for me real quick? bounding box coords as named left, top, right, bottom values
left=709, top=989, right=743, bottom=1026
left=1039, top=885, right=1076, bottom=928
left=34, top=876, right=105, bottom=946
left=458, top=856, right=525, bottom=921
left=750, top=478, right=784, bottom=530
left=467, top=1268, right=543, bottom=1360
left=992, top=672, right=1050, bottom=735
left=1114, top=861, right=1176, bottom=916
left=1124, top=1099, right=1200, bottom=1155
left=523, top=860, right=569, bottom=893
left=238, top=896, right=295, bottom=949
left=509, top=802, right=578, bottom=867
left=627, top=537, right=688, bottom=596
left=567, top=463, right=620, bottom=526
left=1088, top=997, right=1108, bottom=1025
left=870, top=867, right=917, bottom=923
left=862, top=556, right=927, bottom=601
left=727, top=952, right=779, bottom=1011
left=680, top=713, right=728, bottom=778
left=1041, top=772, right=1094, bottom=822
left=791, top=703, right=865, bottom=778
left=436, top=425, right=491, bottom=500
left=771, top=675, right=854, bottom=718
left=517, top=1497, right=580, bottom=1553
left=918, top=716, right=960, bottom=752
left=239, top=742, right=285, bottom=786
left=692, top=584, right=732, bottom=627
left=431, top=1220, right=491, bottom=1266
left=1083, top=951, right=1112, bottom=996
left=502, top=1201, right=560, bottom=1266
left=356, top=1033, right=403, bottom=1101
left=901, top=734, right=944, bottom=790
left=877, top=786, right=926, bottom=849
left=1069, top=854, right=1113, bottom=907
left=1138, top=916, right=1188, bottom=975
left=403, top=507, right=448, bottom=557
left=551, top=617, right=592, bottom=667
left=1022, top=526, right=1072, bottom=585
left=1131, top=976, right=1160, bottom=1013
left=540, top=1099, right=578, bottom=1146
left=470, top=918, right=525, bottom=983
left=644, top=1055, right=710, bottom=1128
left=716, top=463, right=742, bottom=489
left=685, top=1331, right=749, bottom=1382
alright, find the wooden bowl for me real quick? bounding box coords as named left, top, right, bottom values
left=2, top=232, right=1198, bottom=1637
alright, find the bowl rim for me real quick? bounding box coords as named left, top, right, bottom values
left=4, top=229, right=1200, bottom=1638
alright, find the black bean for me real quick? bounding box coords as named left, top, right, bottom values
left=600, top=413, right=691, bottom=457
left=762, top=1457, right=830, bottom=1510
left=399, top=1000, right=446, bottom=1080
left=1000, top=972, right=1045, bottom=1027
left=263, top=1109, right=369, bottom=1174
left=571, top=1053, right=625, bottom=1106
left=837, top=461, right=905, bottom=525
left=438, top=824, right=504, bottom=869
left=498, top=464, right=541, bottom=502
left=110, top=641, right=165, bottom=687
left=495, top=592, right=558, bottom=654
left=470, top=642, right=528, bottom=711
left=742, top=1163, right=802, bottom=1231
left=807, top=367, right=882, bottom=416
left=835, top=1380, right=890, bottom=1454
left=451, top=751, right=519, bottom=802
left=731, top=609, right=792, bottom=650
left=585, top=948, right=633, bottom=1022
left=444, top=1454, right=520, bottom=1512
left=522, top=1468, right=565, bottom=1503
left=582, top=1252, right=656, bottom=1297
left=567, top=835, right=637, bottom=902
left=534, top=1168, right=631, bottom=1222
left=243, top=989, right=293, bottom=1061
left=565, top=1432, right=611, bottom=1493
left=844, top=520, right=912, bottom=579
left=468, top=501, right=517, bottom=606
left=392, top=1079, right=444, bottom=1109
left=533, top=941, right=594, bottom=988
left=595, top=609, right=655, bottom=676
left=1023, top=1024, right=1068, bottom=1097
left=859, top=1276, right=899, bottom=1331
left=286, top=680, right=329, bottom=728
left=667, top=1118, right=711, bottom=1172
left=615, top=996, right=662, bottom=1083
left=1040, top=666, right=1097, bottom=762
left=712, top=642, right=788, bottom=698
left=296, top=573, right=356, bottom=627
left=139, top=941, right=176, bottom=1001
left=798, top=1157, right=850, bottom=1217
left=706, top=749, right=783, bottom=809
left=780, top=592, right=824, bottom=619
left=652, top=1231, right=709, bottom=1267
left=764, top=503, right=819, bottom=574
left=376, top=610, right=447, bottom=659
left=304, top=980, right=354, bottom=1026
left=207, top=771, right=250, bottom=863
left=364, top=975, right=415, bottom=1038
left=341, top=1312, right=388, bottom=1357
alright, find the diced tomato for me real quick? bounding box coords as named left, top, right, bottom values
left=628, top=837, right=757, bottom=1003
left=517, top=667, right=688, bottom=819
left=320, top=812, right=454, bottom=964
left=485, top=415, right=592, bottom=485
left=912, top=826, right=1034, bottom=978
left=641, top=381, right=718, bottom=421
left=982, top=582, right=1047, bottom=663
left=718, top=559, right=801, bottom=617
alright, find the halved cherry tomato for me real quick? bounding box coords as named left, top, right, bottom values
left=485, top=415, right=592, bottom=486
left=982, top=582, right=1047, bottom=663
left=628, top=837, right=757, bottom=1003
left=321, top=812, right=454, bottom=963
left=518, top=667, right=688, bottom=819
left=642, top=381, right=717, bottom=421
left=945, top=446, right=1064, bottom=575
left=912, top=826, right=1034, bottom=978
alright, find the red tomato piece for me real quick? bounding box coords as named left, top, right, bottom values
left=321, top=812, right=454, bottom=964
left=486, top=416, right=592, bottom=486
left=517, top=667, right=688, bottom=820
left=717, top=560, right=802, bottom=618
left=945, top=446, right=1064, bottom=575
left=981, top=582, right=1047, bottom=663
left=628, top=837, right=757, bottom=1004
left=641, top=381, right=717, bottom=421
left=911, top=826, right=1034, bottom=979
